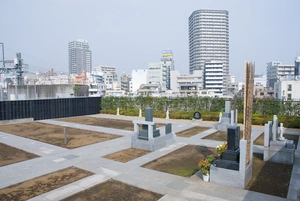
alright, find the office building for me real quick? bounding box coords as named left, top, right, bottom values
left=266, top=61, right=295, bottom=89
left=295, top=56, right=300, bottom=76
left=189, top=9, right=229, bottom=94
left=161, top=50, right=174, bottom=91
left=93, top=65, right=118, bottom=90
left=68, top=39, right=92, bottom=75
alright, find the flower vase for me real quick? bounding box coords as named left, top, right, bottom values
left=203, top=173, right=210, bottom=182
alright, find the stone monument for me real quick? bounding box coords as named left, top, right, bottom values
left=263, top=119, right=295, bottom=165
left=210, top=61, right=254, bottom=189
left=215, top=125, right=240, bottom=170
left=132, top=108, right=176, bottom=151
left=215, top=101, right=235, bottom=131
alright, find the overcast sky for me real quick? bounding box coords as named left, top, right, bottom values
left=1, top=0, right=300, bottom=82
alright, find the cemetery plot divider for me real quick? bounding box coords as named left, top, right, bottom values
left=0, top=97, right=101, bottom=121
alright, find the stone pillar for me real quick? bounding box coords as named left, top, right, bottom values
left=117, top=107, right=120, bottom=115
left=235, top=109, right=238, bottom=124
left=225, top=101, right=231, bottom=113
left=139, top=108, right=142, bottom=117
left=148, top=124, right=153, bottom=140
left=230, top=110, right=234, bottom=125
left=264, top=123, right=270, bottom=147
left=272, top=115, right=278, bottom=141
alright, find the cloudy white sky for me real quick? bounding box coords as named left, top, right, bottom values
left=1, top=0, right=299, bottom=82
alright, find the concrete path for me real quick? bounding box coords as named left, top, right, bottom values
left=0, top=114, right=298, bottom=201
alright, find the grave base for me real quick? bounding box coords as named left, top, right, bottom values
left=131, top=132, right=176, bottom=151
left=210, top=163, right=252, bottom=189
left=264, top=140, right=295, bottom=165
left=210, top=139, right=252, bottom=189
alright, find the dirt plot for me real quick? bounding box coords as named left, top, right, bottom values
left=245, top=153, right=293, bottom=198
left=176, top=126, right=211, bottom=137
left=202, top=130, right=244, bottom=141
left=0, top=142, right=39, bottom=167
left=143, top=144, right=292, bottom=198
left=0, top=122, right=120, bottom=149
left=62, top=179, right=163, bottom=201
left=0, top=166, right=93, bottom=201
left=103, top=148, right=151, bottom=163
left=58, top=116, right=165, bottom=131
left=143, top=145, right=217, bottom=177
left=254, top=132, right=299, bottom=147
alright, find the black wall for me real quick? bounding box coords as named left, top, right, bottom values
left=0, top=97, right=101, bottom=121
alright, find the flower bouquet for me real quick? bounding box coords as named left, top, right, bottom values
left=216, top=142, right=227, bottom=157
left=198, top=154, right=215, bottom=175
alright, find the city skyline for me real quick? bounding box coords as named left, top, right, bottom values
left=1, top=0, right=299, bottom=82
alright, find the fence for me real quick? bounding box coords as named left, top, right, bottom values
left=0, top=97, right=101, bottom=121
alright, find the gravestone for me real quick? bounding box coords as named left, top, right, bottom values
left=132, top=108, right=176, bottom=151
left=138, top=108, right=160, bottom=140
left=216, top=101, right=232, bottom=131
left=264, top=118, right=295, bottom=165
left=216, top=125, right=240, bottom=170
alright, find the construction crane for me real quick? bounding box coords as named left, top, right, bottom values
left=0, top=43, right=27, bottom=85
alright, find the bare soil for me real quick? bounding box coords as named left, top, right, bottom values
left=0, top=142, right=39, bottom=167
left=0, top=166, right=93, bottom=201
left=254, top=132, right=299, bottom=147
left=103, top=148, right=151, bottom=163
left=143, top=144, right=292, bottom=198
left=0, top=122, right=120, bottom=149
left=202, top=130, right=244, bottom=141
left=143, top=145, right=217, bottom=177
left=58, top=116, right=165, bottom=130
left=61, top=179, right=163, bottom=201
left=245, top=153, right=293, bottom=198
left=176, top=126, right=211, bottom=137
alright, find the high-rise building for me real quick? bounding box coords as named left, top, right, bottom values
left=189, top=9, right=229, bottom=94
left=161, top=50, right=174, bottom=91
left=68, top=39, right=92, bottom=75
left=295, top=56, right=300, bottom=76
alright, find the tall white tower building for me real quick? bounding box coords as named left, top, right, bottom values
left=189, top=9, right=229, bottom=94
left=68, top=39, right=92, bottom=75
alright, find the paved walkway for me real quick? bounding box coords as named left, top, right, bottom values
left=0, top=114, right=299, bottom=201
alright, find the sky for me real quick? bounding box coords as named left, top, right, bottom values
left=1, top=0, right=300, bottom=82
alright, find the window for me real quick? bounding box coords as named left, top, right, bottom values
left=288, top=84, right=292, bottom=91
left=287, top=94, right=292, bottom=100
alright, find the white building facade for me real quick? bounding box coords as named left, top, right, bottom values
left=204, top=61, right=223, bottom=94
left=93, top=65, right=118, bottom=90
left=274, top=77, right=300, bottom=101
left=266, top=61, right=295, bottom=89
left=131, top=69, right=148, bottom=95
